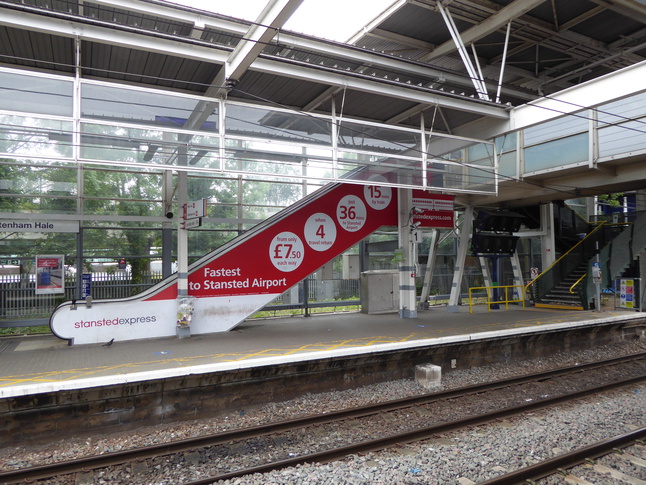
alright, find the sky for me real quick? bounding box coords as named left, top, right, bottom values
left=162, top=0, right=395, bottom=43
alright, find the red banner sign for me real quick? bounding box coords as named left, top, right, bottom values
left=411, top=191, right=455, bottom=228
left=149, top=183, right=398, bottom=300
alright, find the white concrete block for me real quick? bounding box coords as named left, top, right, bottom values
left=415, top=363, right=442, bottom=389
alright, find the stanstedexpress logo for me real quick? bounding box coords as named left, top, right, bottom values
left=74, top=315, right=157, bottom=329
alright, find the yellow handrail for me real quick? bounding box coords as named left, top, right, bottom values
left=569, top=273, right=587, bottom=294
left=524, top=222, right=606, bottom=291
left=468, top=285, right=526, bottom=313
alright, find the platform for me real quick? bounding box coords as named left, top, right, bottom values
left=0, top=305, right=643, bottom=399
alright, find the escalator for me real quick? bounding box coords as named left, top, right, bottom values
left=50, top=182, right=398, bottom=344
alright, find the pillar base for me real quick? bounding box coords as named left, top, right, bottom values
left=176, top=326, right=191, bottom=339
left=399, top=308, right=417, bottom=318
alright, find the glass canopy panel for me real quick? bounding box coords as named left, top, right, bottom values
left=82, top=199, right=164, bottom=217
left=424, top=138, right=497, bottom=192
left=523, top=113, right=588, bottom=146
left=0, top=163, right=77, bottom=214
left=0, top=71, right=73, bottom=117
left=81, top=83, right=219, bottom=131
left=224, top=137, right=332, bottom=180
left=464, top=165, right=497, bottom=193
left=495, top=134, right=517, bottom=179
left=495, top=133, right=517, bottom=152
left=224, top=152, right=305, bottom=182
left=337, top=151, right=424, bottom=187
left=0, top=115, right=74, bottom=158
left=441, top=164, right=473, bottom=192
left=80, top=123, right=219, bottom=167
left=598, top=91, right=646, bottom=125
left=226, top=104, right=332, bottom=146
left=524, top=132, right=588, bottom=173
left=498, top=151, right=517, bottom=178
left=598, top=120, right=646, bottom=158
left=82, top=167, right=162, bottom=202
left=464, top=142, right=496, bottom=192
left=337, top=121, right=421, bottom=155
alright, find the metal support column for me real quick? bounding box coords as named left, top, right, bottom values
left=162, top=169, right=174, bottom=279
left=177, top=146, right=189, bottom=299
left=448, top=206, right=474, bottom=311
left=510, top=251, right=526, bottom=303
left=540, top=203, right=556, bottom=269
left=419, top=229, right=439, bottom=309
left=398, top=188, right=417, bottom=318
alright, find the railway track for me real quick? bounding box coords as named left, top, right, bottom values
left=479, top=426, right=646, bottom=484
left=1, top=352, right=645, bottom=484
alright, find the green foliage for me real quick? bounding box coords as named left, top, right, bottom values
left=598, top=193, right=624, bottom=209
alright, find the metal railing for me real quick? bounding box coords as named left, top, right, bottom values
left=0, top=274, right=363, bottom=326
left=468, top=284, right=526, bottom=313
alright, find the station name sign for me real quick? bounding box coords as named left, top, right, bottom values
left=0, top=220, right=80, bottom=233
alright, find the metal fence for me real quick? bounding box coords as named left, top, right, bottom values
left=1, top=268, right=481, bottom=327
left=0, top=273, right=364, bottom=326
left=0, top=273, right=158, bottom=324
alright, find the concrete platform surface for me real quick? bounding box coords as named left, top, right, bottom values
left=0, top=306, right=642, bottom=398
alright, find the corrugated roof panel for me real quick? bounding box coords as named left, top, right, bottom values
left=0, top=26, right=74, bottom=73
left=338, top=90, right=419, bottom=123
left=122, top=47, right=150, bottom=83
left=352, top=36, right=429, bottom=62
left=2, top=0, right=78, bottom=14
left=526, top=0, right=596, bottom=25
left=378, top=3, right=452, bottom=46
left=82, top=43, right=220, bottom=92
left=573, top=10, right=644, bottom=44
left=83, top=3, right=194, bottom=37
left=233, top=70, right=332, bottom=109
left=201, top=27, right=242, bottom=49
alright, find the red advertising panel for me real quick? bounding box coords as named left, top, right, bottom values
left=35, top=254, right=64, bottom=295
left=411, top=190, right=455, bottom=228
left=149, top=183, right=398, bottom=300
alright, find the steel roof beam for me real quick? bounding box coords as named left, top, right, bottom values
left=589, top=0, right=646, bottom=25
left=0, top=8, right=509, bottom=119
left=0, top=0, right=536, bottom=102
left=422, top=0, right=547, bottom=62
left=224, top=0, right=303, bottom=84
left=251, top=57, right=509, bottom=118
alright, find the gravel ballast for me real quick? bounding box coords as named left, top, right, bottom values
left=2, top=340, right=645, bottom=484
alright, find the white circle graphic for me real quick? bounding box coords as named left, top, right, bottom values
left=304, top=213, right=337, bottom=251
left=269, top=231, right=305, bottom=272
left=336, top=195, right=367, bottom=232
left=364, top=184, right=392, bottom=210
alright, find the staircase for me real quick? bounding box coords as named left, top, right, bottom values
left=530, top=209, right=646, bottom=311
left=534, top=262, right=587, bottom=310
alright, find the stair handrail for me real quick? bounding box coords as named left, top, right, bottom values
left=569, top=273, right=587, bottom=294
left=525, top=221, right=606, bottom=292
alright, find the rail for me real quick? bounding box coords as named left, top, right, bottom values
left=468, top=284, right=525, bottom=313
left=2, top=354, right=643, bottom=484
left=478, top=426, right=646, bottom=485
